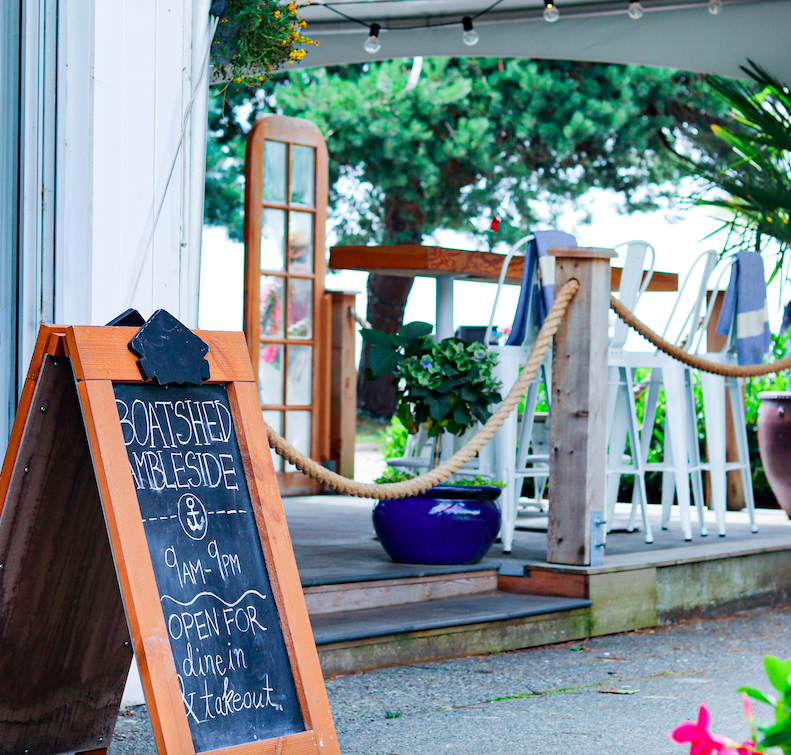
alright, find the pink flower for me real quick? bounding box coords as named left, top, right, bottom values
left=669, top=705, right=724, bottom=755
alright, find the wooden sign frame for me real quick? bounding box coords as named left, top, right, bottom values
left=0, top=324, right=339, bottom=755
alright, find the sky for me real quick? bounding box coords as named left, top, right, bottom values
left=199, top=182, right=788, bottom=359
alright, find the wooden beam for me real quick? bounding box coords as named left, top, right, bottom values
left=329, top=293, right=357, bottom=480
left=329, top=244, right=677, bottom=291
left=547, top=247, right=615, bottom=566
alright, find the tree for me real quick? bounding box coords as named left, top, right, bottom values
left=206, top=58, right=729, bottom=417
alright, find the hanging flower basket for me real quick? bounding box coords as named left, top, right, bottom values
left=211, top=0, right=315, bottom=87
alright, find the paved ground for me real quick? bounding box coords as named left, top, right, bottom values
left=106, top=603, right=790, bottom=755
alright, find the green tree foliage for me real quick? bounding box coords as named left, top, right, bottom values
left=204, top=93, right=246, bottom=241
left=205, top=58, right=728, bottom=415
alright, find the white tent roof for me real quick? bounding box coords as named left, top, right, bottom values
left=300, top=0, right=791, bottom=80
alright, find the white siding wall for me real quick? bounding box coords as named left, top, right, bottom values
left=57, top=0, right=202, bottom=330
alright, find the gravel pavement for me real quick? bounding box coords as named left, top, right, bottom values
left=106, top=604, right=791, bottom=755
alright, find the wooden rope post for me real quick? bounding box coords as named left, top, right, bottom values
left=547, top=247, right=616, bottom=566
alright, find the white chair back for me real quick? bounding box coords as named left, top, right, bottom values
left=611, top=240, right=656, bottom=349
left=695, top=257, right=737, bottom=354
left=484, top=234, right=535, bottom=347
left=660, top=250, right=719, bottom=351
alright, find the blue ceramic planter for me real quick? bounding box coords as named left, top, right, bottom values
left=373, top=485, right=502, bottom=565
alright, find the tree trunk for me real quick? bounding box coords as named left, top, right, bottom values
left=356, top=196, right=425, bottom=418
left=356, top=273, right=414, bottom=418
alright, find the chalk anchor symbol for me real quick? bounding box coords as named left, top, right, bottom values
left=185, top=499, right=205, bottom=533
left=178, top=493, right=208, bottom=541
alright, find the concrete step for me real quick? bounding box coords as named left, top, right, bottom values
left=312, top=591, right=592, bottom=676
left=303, top=569, right=498, bottom=616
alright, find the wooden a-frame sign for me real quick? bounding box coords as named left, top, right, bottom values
left=0, top=322, right=340, bottom=755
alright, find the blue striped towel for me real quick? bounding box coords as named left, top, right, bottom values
left=715, top=251, right=770, bottom=365
left=506, top=230, right=577, bottom=346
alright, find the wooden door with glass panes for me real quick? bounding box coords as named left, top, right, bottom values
left=243, top=115, right=328, bottom=495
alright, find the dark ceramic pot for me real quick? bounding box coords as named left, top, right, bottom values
left=373, top=485, right=502, bottom=565
left=757, top=392, right=791, bottom=517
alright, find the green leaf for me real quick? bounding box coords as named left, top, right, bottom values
left=738, top=686, right=777, bottom=707
left=460, top=385, right=475, bottom=402
left=765, top=656, right=791, bottom=694
left=427, top=395, right=452, bottom=422
left=360, top=328, right=394, bottom=347
left=397, top=321, right=433, bottom=346
left=470, top=404, right=492, bottom=424
left=368, top=347, right=401, bottom=377
left=453, top=405, right=472, bottom=426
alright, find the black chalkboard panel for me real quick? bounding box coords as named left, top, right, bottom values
left=114, top=383, right=304, bottom=752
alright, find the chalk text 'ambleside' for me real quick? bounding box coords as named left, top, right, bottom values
left=116, top=398, right=239, bottom=493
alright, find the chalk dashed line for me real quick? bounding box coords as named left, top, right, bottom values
left=145, top=511, right=247, bottom=522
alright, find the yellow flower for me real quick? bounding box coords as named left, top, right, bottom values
left=315, top=40, right=320, bottom=46
left=274, top=9, right=281, bottom=17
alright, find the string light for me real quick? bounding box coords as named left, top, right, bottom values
left=461, top=16, right=479, bottom=46
left=363, top=23, right=381, bottom=53
left=543, top=0, right=560, bottom=22
left=628, top=0, right=644, bottom=19
left=708, top=0, right=722, bottom=14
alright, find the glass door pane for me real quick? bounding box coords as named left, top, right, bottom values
left=263, top=140, right=287, bottom=202
left=287, top=278, right=312, bottom=339
left=290, top=145, right=315, bottom=206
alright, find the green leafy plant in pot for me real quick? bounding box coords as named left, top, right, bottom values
left=362, top=322, right=505, bottom=565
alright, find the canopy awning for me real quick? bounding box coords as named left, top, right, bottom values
left=299, top=0, right=791, bottom=80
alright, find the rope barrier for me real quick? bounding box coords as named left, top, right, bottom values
left=609, top=295, right=791, bottom=377
left=262, top=280, right=791, bottom=499
left=264, top=279, right=580, bottom=499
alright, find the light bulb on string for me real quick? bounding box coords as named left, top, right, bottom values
left=628, top=0, right=644, bottom=19
left=364, top=23, right=381, bottom=54
left=543, top=0, right=560, bottom=22
left=708, top=0, right=722, bottom=14
left=461, top=16, right=479, bottom=46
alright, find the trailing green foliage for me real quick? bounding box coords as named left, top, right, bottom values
left=362, top=322, right=502, bottom=438
left=443, top=476, right=506, bottom=488
left=372, top=469, right=505, bottom=487
left=373, top=468, right=415, bottom=484
left=211, top=1, right=314, bottom=87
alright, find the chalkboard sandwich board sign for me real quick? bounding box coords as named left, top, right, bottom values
left=0, top=313, right=339, bottom=755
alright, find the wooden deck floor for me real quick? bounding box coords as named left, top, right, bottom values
left=283, top=495, right=791, bottom=586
